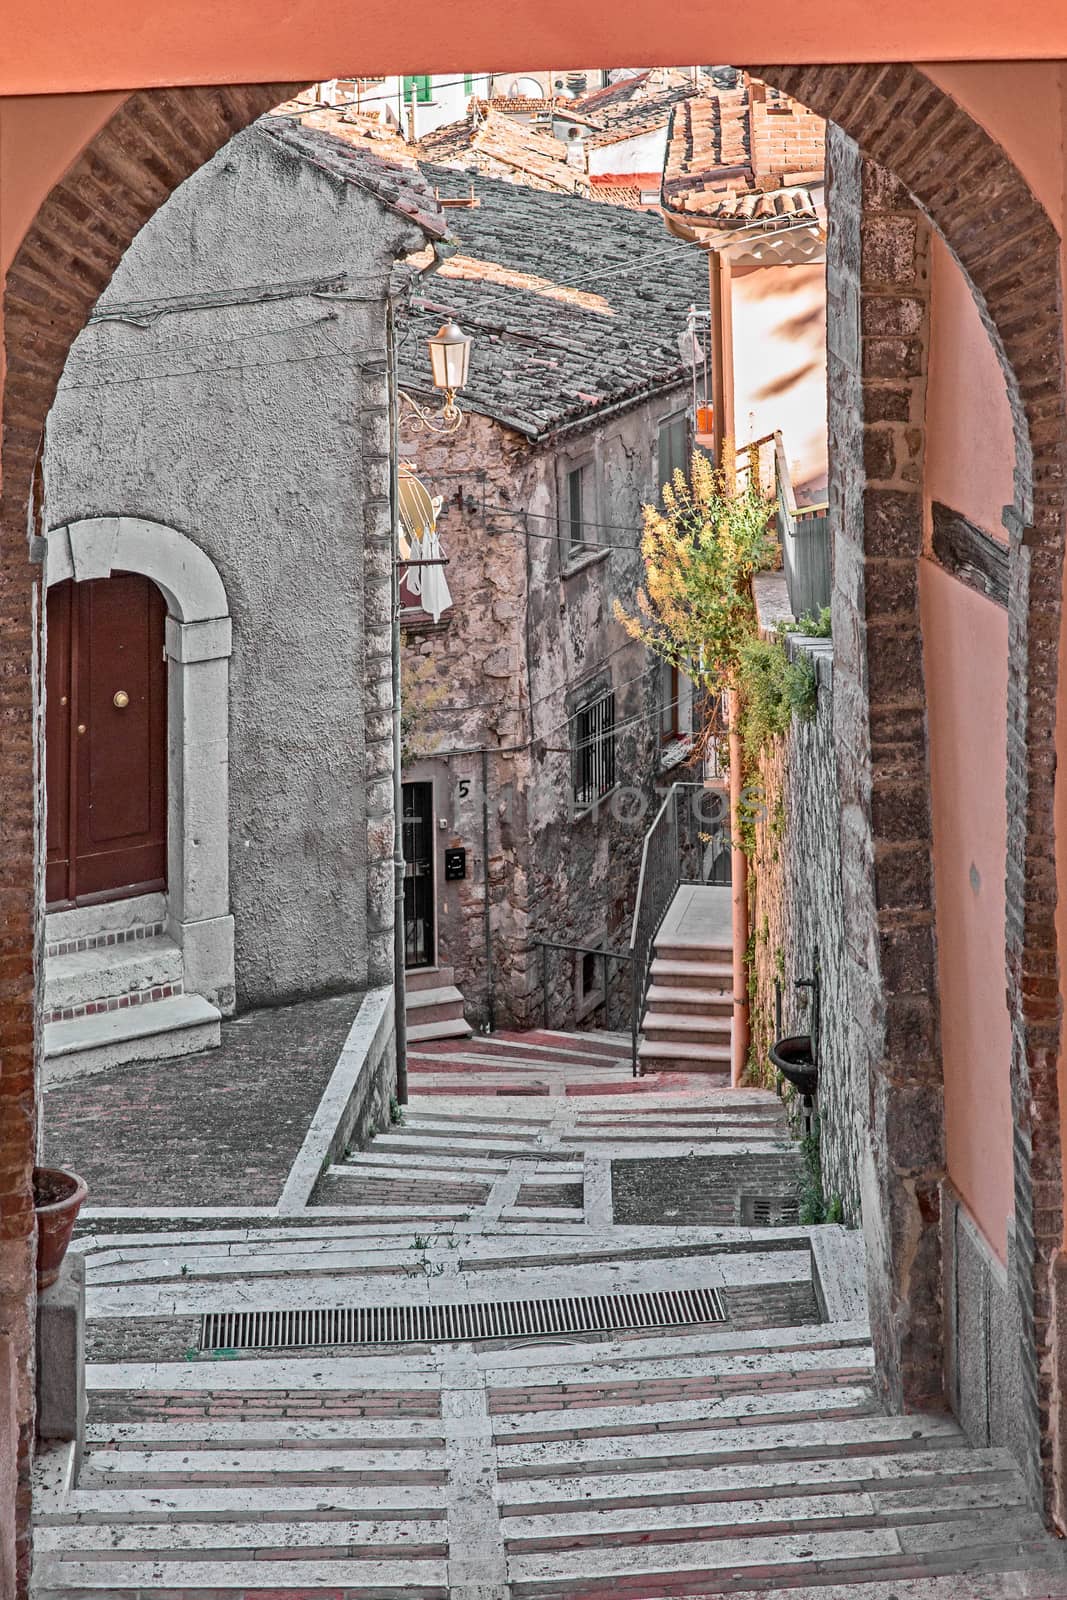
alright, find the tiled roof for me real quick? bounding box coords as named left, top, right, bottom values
left=660, top=80, right=824, bottom=238
left=573, top=67, right=695, bottom=115
left=416, top=107, right=589, bottom=196
left=584, top=83, right=705, bottom=150
left=486, top=94, right=562, bottom=115
left=260, top=117, right=450, bottom=241
left=399, top=164, right=707, bottom=440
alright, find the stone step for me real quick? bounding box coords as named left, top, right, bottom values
left=43, top=993, right=221, bottom=1083
left=403, top=984, right=469, bottom=1028
left=501, top=1474, right=1030, bottom=1550
left=405, top=1016, right=474, bottom=1043
left=637, top=1038, right=732, bottom=1073
left=495, top=1411, right=966, bottom=1479
left=645, top=983, right=732, bottom=1017
left=404, top=964, right=455, bottom=993
left=495, top=1445, right=1018, bottom=1514
left=44, top=933, right=183, bottom=1012
left=642, top=1012, right=733, bottom=1047
left=648, top=957, right=732, bottom=990
left=491, top=1385, right=879, bottom=1440
left=37, top=1516, right=446, bottom=1552
left=654, top=940, right=732, bottom=965
left=33, top=1555, right=447, bottom=1593
left=79, top=1444, right=445, bottom=1486
left=505, top=1512, right=1056, bottom=1588
left=44, top=890, right=166, bottom=951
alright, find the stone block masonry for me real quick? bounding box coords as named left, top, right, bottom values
left=749, top=593, right=863, bottom=1228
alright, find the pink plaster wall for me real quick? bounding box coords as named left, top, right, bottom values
left=920, top=559, right=1013, bottom=1261
left=729, top=260, right=827, bottom=501
left=924, top=232, right=1016, bottom=544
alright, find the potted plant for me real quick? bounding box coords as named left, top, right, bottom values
left=33, top=1166, right=87, bottom=1290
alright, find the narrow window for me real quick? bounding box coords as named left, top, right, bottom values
left=659, top=659, right=680, bottom=741
left=658, top=412, right=689, bottom=496
left=566, top=463, right=594, bottom=557
left=582, top=950, right=597, bottom=997
left=573, top=691, right=616, bottom=807
left=464, top=73, right=475, bottom=96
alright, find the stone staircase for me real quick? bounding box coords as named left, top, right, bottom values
left=42, top=893, right=220, bottom=1083
left=638, top=932, right=734, bottom=1077
left=33, top=1040, right=1067, bottom=1598
left=404, top=963, right=473, bottom=1044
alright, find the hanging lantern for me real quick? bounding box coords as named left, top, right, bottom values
left=427, top=321, right=472, bottom=395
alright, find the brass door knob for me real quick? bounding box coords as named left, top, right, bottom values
left=113, top=690, right=129, bottom=709
left=77, top=724, right=86, bottom=735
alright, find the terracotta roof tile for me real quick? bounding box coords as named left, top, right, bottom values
left=401, top=165, right=707, bottom=439
left=416, top=107, right=589, bottom=196
left=660, top=79, right=824, bottom=239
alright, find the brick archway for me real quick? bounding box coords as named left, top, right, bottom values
left=1, top=61, right=1064, bottom=1585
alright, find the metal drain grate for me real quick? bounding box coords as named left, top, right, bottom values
left=199, top=1286, right=726, bottom=1351
left=741, top=1194, right=801, bottom=1228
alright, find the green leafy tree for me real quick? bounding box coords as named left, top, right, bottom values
left=614, top=446, right=776, bottom=695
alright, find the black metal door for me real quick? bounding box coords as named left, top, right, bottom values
left=402, top=781, right=435, bottom=968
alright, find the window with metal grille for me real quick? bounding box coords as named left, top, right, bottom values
left=573, top=691, right=616, bottom=807
left=658, top=412, right=689, bottom=495
left=565, top=462, right=594, bottom=557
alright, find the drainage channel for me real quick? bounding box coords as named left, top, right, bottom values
left=200, top=1285, right=727, bottom=1351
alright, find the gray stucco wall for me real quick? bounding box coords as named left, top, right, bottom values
left=44, top=122, right=427, bottom=1008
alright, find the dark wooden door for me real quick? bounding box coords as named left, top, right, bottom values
left=401, top=781, right=435, bottom=969
left=46, top=574, right=168, bottom=907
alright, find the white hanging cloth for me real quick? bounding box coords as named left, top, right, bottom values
left=419, top=529, right=453, bottom=624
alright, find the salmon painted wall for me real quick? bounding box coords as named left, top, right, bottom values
left=922, top=235, right=1017, bottom=1260
left=5, top=12, right=1067, bottom=97
left=729, top=261, right=828, bottom=502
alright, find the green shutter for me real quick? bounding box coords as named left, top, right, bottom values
left=464, top=73, right=474, bottom=95
left=403, top=74, right=433, bottom=104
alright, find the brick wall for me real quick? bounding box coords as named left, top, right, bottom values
left=758, top=62, right=1066, bottom=1513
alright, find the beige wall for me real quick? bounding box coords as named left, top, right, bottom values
left=729, top=260, right=828, bottom=502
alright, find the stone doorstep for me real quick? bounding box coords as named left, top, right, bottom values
left=44, top=891, right=167, bottom=951
left=42, top=993, right=222, bottom=1082
left=406, top=1018, right=475, bottom=1044
left=404, top=965, right=456, bottom=994
left=403, top=986, right=471, bottom=1029
left=44, top=934, right=184, bottom=1014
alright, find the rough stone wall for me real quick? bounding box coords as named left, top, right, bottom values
left=749, top=606, right=862, bottom=1225
left=824, top=125, right=945, bottom=1411
left=43, top=123, right=421, bottom=1008
left=403, top=390, right=685, bottom=1031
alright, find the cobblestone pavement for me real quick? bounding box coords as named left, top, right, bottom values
left=33, top=1028, right=1067, bottom=1598
left=44, top=992, right=364, bottom=1207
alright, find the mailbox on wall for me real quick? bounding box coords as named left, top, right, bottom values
left=444, top=847, right=467, bottom=881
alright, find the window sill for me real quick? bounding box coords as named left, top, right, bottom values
left=400, top=608, right=453, bottom=637
left=571, top=783, right=619, bottom=821
left=561, top=546, right=610, bottom=580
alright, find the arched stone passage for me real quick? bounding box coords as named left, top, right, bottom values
left=0, top=63, right=1064, bottom=1586
left=46, top=517, right=235, bottom=1011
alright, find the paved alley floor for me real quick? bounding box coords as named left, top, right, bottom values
left=34, top=1027, right=1067, bottom=1598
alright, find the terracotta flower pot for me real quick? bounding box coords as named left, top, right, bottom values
left=33, top=1166, right=88, bottom=1290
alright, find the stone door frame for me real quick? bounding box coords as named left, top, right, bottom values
left=44, top=516, right=235, bottom=1011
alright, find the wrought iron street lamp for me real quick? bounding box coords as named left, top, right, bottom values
left=399, top=321, right=473, bottom=435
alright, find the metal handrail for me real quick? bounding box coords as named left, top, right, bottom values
left=739, top=431, right=831, bottom=616
left=628, top=781, right=709, bottom=1076
left=530, top=938, right=634, bottom=1057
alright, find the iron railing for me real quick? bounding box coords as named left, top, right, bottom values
left=742, top=431, right=831, bottom=621
left=628, top=781, right=714, bottom=1075
left=531, top=937, right=633, bottom=1041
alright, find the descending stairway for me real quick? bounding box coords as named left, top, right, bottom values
left=42, top=893, right=221, bottom=1083
left=404, top=963, right=473, bottom=1044
left=34, top=1033, right=1067, bottom=1599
